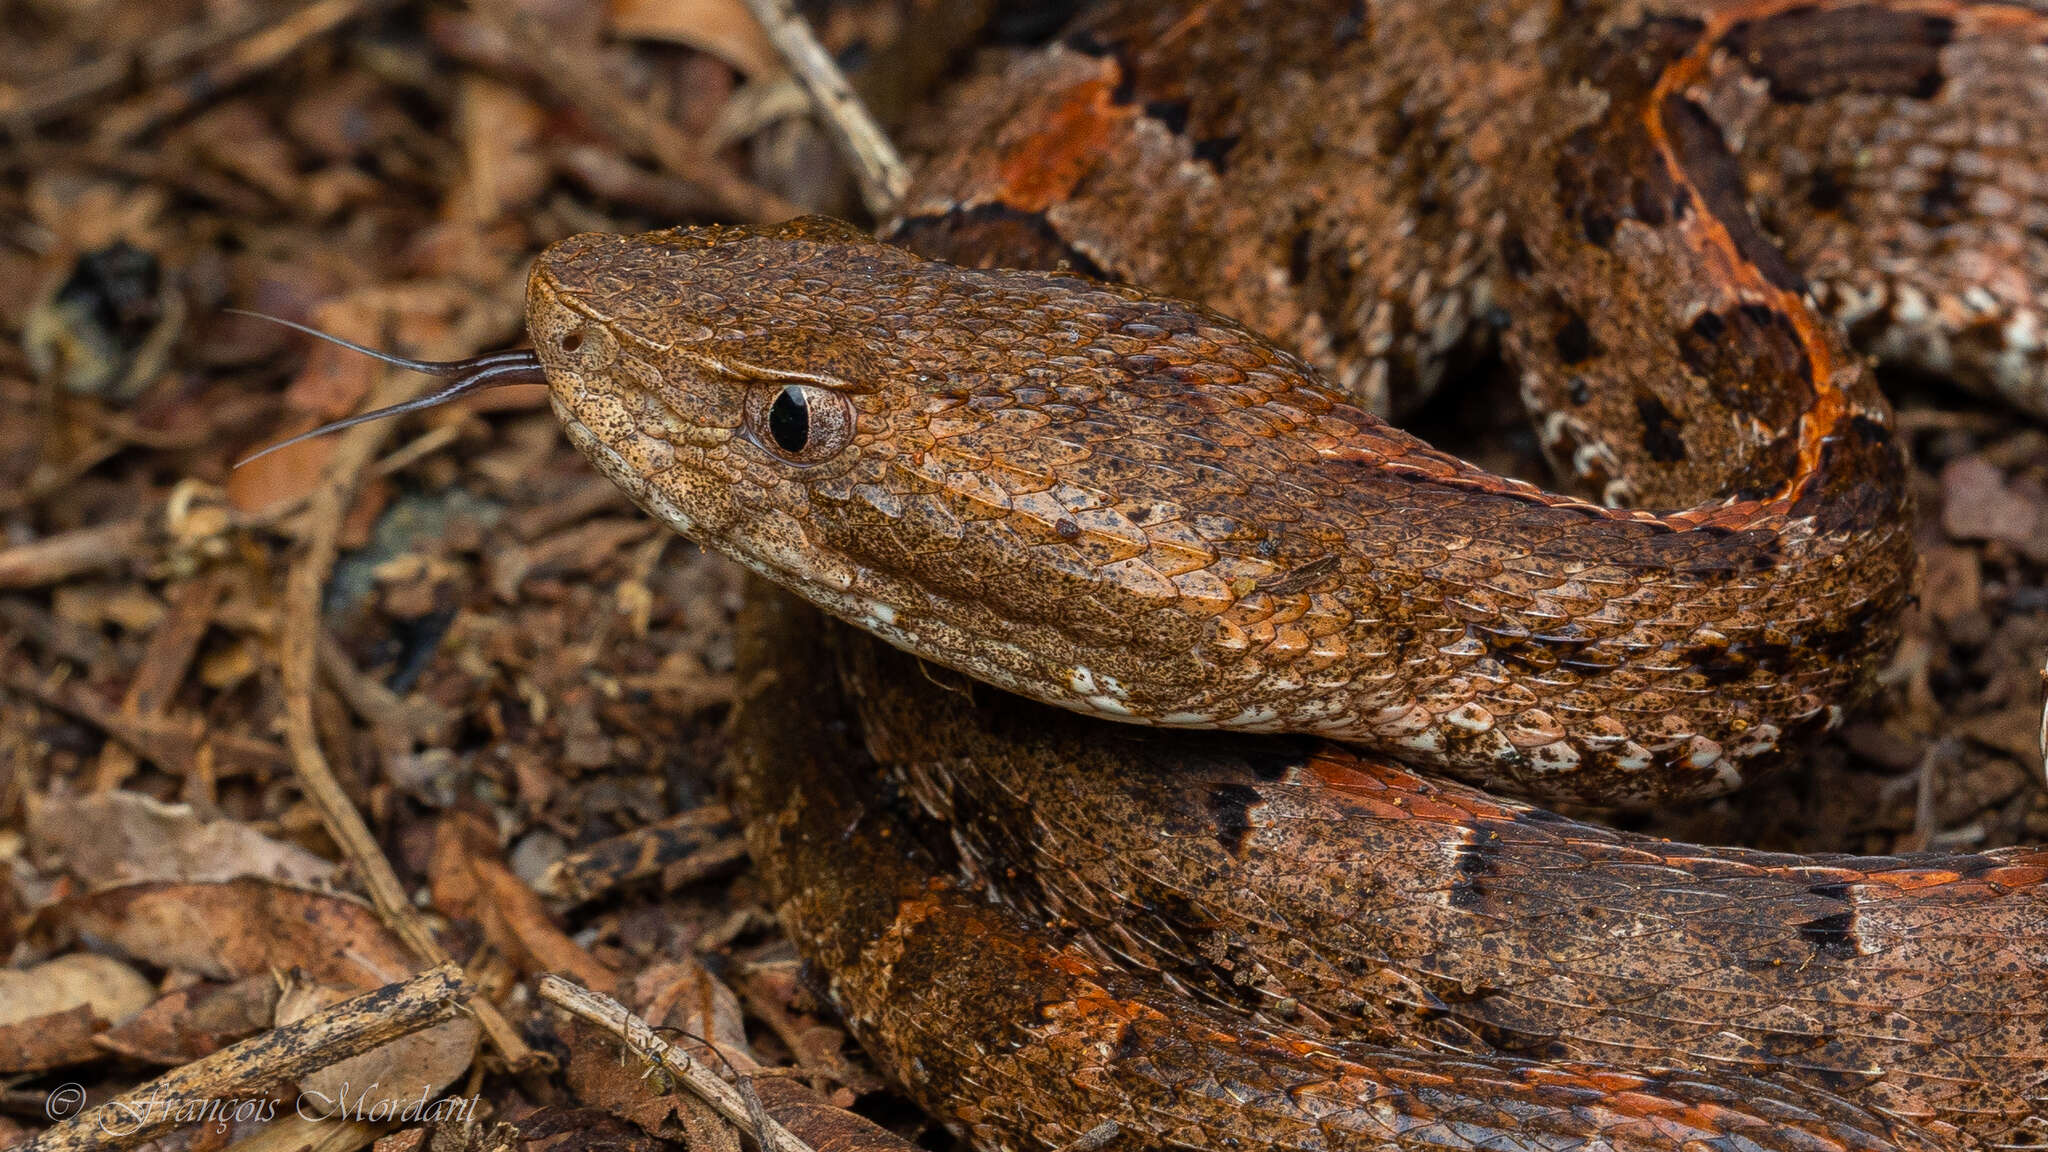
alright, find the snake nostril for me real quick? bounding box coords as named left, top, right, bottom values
left=560, top=328, right=585, bottom=354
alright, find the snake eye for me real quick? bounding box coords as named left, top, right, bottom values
left=769, top=387, right=808, bottom=452
left=746, top=383, right=853, bottom=465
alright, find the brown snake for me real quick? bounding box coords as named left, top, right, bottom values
left=265, top=0, right=2048, bottom=1148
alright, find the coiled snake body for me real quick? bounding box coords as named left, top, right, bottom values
left=516, top=0, right=2048, bottom=1148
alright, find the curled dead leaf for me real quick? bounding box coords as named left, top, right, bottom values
left=607, top=0, right=783, bottom=79
left=431, top=810, right=617, bottom=991
left=28, top=790, right=337, bottom=890
left=0, top=953, right=154, bottom=1028
left=0, top=1003, right=105, bottom=1073
left=94, top=973, right=282, bottom=1064
left=0, top=954, right=154, bottom=1073
left=47, top=878, right=416, bottom=990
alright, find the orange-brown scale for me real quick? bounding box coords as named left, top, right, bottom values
left=895, top=0, right=2047, bottom=495
left=528, top=213, right=1948, bottom=1145
left=1708, top=2, right=2048, bottom=410
left=733, top=592, right=1976, bottom=1152
left=505, top=0, right=2048, bottom=1147
left=837, top=625, right=2048, bottom=1145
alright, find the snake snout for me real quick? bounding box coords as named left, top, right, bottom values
left=525, top=275, right=619, bottom=388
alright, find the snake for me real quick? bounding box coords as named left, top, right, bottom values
left=253, top=0, right=2048, bottom=1148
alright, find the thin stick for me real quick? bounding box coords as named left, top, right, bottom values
left=91, top=0, right=385, bottom=147
left=0, top=519, right=147, bottom=591
left=92, top=571, right=227, bottom=792
left=2, top=641, right=288, bottom=777
left=538, top=975, right=815, bottom=1152
left=0, top=4, right=265, bottom=124
left=19, top=964, right=472, bottom=1152
left=2039, top=656, right=2048, bottom=786
left=736, top=0, right=910, bottom=217
left=469, top=0, right=800, bottom=225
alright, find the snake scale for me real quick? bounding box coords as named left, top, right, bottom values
left=544, top=0, right=2048, bottom=1147
left=272, top=0, right=2048, bottom=1148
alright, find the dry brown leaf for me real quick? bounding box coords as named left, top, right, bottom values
left=198, top=634, right=262, bottom=691
left=630, top=959, right=749, bottom=1058
left=1918, top=545, right=1985, bottom=627
left=453, top=1108, right=671, bottom=1152
left=430, top=810, right=617, bottom=990
left=0, top=954, right=153, bottom=1073
left=607, top=0, right=782, bottom=78
left=1942, top=456, right=2047, bottom=554
left=739, top=955, right=881, bottom=1096
left=208, top=1113, right=388, bottom=1152
left=1962, top=704, right=2048, bottom=766
left=285, top=71, right=406, bottom=163
left=0, top=858, right=24, bottom=958
left=456, top=76, right=551, bottom=224
left=27, top=790, right=337, bottom=889
left=94, top=973, right=281, bottom=1064
left=26, top=172, right=168, bottom=253
left=374, top=1129, right=431, bottom=1152
left=225, top=422, right=340, bottom=515
left=0, top=1003, right=105, bottom=1073
left=558, top=1014, right=711, bottom=1147
left=188, top=101, right=303, bottom=205
left=559, top=959, right=765, bottom=1147
left=0, top=952, right=154, bottom=1028
left=48, top=878, right=417, bottom=991
left=53, top=583, right=165, bottom=632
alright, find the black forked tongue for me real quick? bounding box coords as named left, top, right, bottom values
left=230, top=309, right=547, bottom=468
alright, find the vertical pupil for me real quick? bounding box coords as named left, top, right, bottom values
left=769, top=387, right=810, bottom=453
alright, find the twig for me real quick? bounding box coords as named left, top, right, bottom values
left=468, top=0, right=799, bottom=225
left=92, top=571, right=227, bottom=792
left=553, top=142, right=727, bottom=220
left=368, top=423, right=467, bottom=479
left=91, top=0, right=387, bottom=147
left=1, top=649, right=288, bottom=777
left=19, top=964, right=472, bottom=1152
left=736, top=0, right=909, bottom=217
left=535, top=804, right=744, bottom=904
left=507, top=473, right=630, bottom=541
left=274, top=339, right=535, bottom=1070
left=1, top=0, right=277, bottom=125
left=2038, top=654, right=2047, bottom=786
left=539, top=976, right=815, bottom=1152
left=0, top=519, right=147, bottom=591
left=317, top=629, right=451, bottom=748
